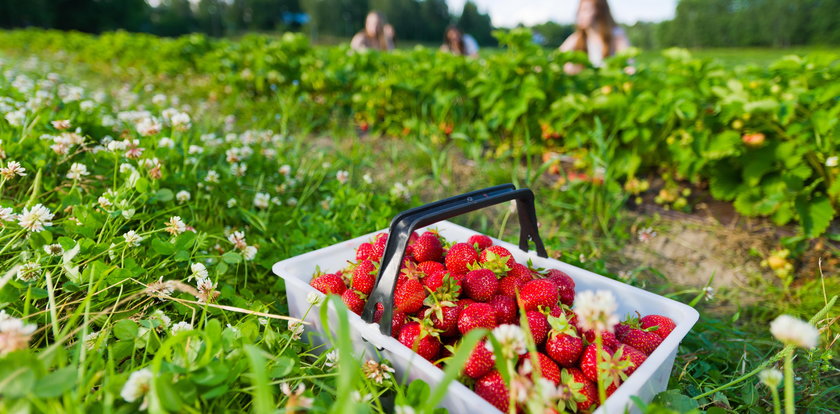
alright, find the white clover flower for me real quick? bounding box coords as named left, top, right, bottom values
left=574, top=290, right=619, bottom=334
left=363, top=173, right=373, bottom=184
left=187, top=145, right=203, bottom=155
left=98, top=196, right=113, bottom=209
left=230, top=162, right=247, bottom=177
left=205, top=170, right=219, bottom=183
left=227, top=231, right=247, bottom=250
left=254, top=192, right=270, bottom=209
left=121, top=368, right=153, bottom=407
left=152, top=94, right=167, bottom=106
left=280, top=382, right=313, bottom=410
left=759, top=368, right=783, bottom=388
left=16, top=262, right=40, bottom=282
left=43, top=243, right=64, bottom=256
left=122, top=209, right=136, bottom=220
left=118, top=163, right=135, bottom=174
left=175, top=190, right=191, bottom=204
left=324, top=350, right=339, bottom=368
left=66, top=163, right=89, bottom=180
left=351, top=391, right=372, bottom=403
left=170, top=112, right=191, bottom=131
left=362, top=359, right=395, bottom=384
left=288, top=320, right=304, bottom=340
left=395, top=406, right=416, bottom=414
left=83, top=330, right=102, bottom=350
left=17, top=204, right=54, bottom=232
left=190, top=263, right=209, bottom=280
left=287, top=197, right=298, bottom=207
left=0, top=160, right=26, bottom=179
left=4, top=109, right=26, bottom=127
left=0, top=207, right=14, bottom=223
left=770, top=314, right=819, bottom=349
left=226, top=198, right=237, bottom=208
left=51, top=119, right=71, bottom=130
left=80, top=100, right=95, bottom=112
left=158, top=137, right=174, bottom=148
left=486, top=324, right=527, bottom=359
left=170, top=321, right=193, bottom=335
left=391, top=182, right=409, bottom=200
left=307, top=291, right=324, bottom=306
left=149, top=310, right=171, bottom=330
left=196, top=276, right=218, bottom=303
left=826, top=156, right=838, bottom=168
left=123, top=230, right=144, bottom=247
left=164, top=216, right=186, bottom=235
left=0, top=315, right=37, bottom=355
left=242, top=245, right=257, bottom=261
left=703, top=286, right=715, bottom=301
left=336, top=170, right=349, bottom=184
left=136, top=117, right=161, bottom=136
left=279, top=165, right=291, bottom=176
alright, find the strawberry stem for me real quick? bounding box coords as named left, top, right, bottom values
left=595, top=332, right=607, bottom=408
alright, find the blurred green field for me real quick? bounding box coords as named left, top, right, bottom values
left=640, top=47, right=840, bottom=66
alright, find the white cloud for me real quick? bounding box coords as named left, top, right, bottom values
left=447, top=0, right=677, bottom=27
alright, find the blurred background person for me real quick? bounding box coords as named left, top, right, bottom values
left=351, top=11, right=395, bottom=51
left=440, top=25, right=479, bottom=57
left=560, top=0, right=630, bottom=74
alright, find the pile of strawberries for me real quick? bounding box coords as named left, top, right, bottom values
left=309, top=231, right=676, bottom=413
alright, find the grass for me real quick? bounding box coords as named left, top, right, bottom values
left=0, top=39, right=837, bottom=414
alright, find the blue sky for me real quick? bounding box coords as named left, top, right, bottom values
left=446, top=0, right=677, bottom=27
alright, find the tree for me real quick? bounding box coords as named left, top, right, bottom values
left=457, top=1, right=493, bottom=46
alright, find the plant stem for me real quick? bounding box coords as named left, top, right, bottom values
left=770, top=386, right=781, bottom=414
left=595, top=332, right=607, bottom=405
left=783, top=352, right=794, bottom=414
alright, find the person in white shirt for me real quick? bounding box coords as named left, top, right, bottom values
left=441, top=25, right=479, bottom=57
left=559, top=0, right=631, bottom=74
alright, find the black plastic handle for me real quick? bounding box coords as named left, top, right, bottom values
left=361, top=186, right=547, bottom=336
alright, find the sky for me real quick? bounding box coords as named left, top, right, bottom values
left=446, top=0, right=678, bottom=27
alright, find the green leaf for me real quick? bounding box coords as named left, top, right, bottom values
left=192, top=363, right=230, bottom=386
left=154, top=373, right=183, bottom=411
left=704, top=130, right=741, bottom=160
left=34, top=367, right=77, bottom=398
left=0, top=358, right=38, bottom=398
left=652, top=390, right=699, bottom=412
left=221, top=251, right=242, bottom=264
left=113, top=319, right=139, bottom=340
left=269, top=356, right=296, bottom=379
left=151, top=238, right=175, bottom=255
left=795, top=195, right=835, bottom=238
left=153, top=188, right=174, bottom=203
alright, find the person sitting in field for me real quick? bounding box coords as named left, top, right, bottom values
left=559, top=0, right=630, bottom=74
left=440, top=25, right=479, bottom=57
left=351, top=11, right=395, bottom=52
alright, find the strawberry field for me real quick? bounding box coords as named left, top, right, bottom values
left=0, top=29, right=837, bottom=414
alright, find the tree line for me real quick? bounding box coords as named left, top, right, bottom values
left=1, top=0, right=837, bottom=48
left=0, top=0, right=494, bottom=45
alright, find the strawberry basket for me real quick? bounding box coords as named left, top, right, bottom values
left=272, top=184, right=698, bottom=413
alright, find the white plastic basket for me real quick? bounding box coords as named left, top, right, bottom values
left=272, top=190, right=698, bottom=414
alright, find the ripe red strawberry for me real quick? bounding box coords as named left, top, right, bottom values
left=310, top=273, right=346, bottom=295
left=545, top=313, right=583, bottom=367
left=617, top=344, right=647, bottom=375
left=475, top=371, right=510, bottom=412
left=355, top=242, right=375, bottom=261
left=467, top=234, right=493, bottom=250
left=522, top=352, right=562, bottom=385
left=374, top=306, right=408, bottom=338
left=351, top=260, right=377, bottom=295
left=445, top=243, right=478, bottom=274
left=458, top=303, right=496, bottom=334
left=525, top=311, right=549, bottom=345
left=498, top=275, right=526, bottom=297
left=487, top=295, right=517, bottom=325
left=580, top=343, right=615, bottom=382
left=394, top=277, right=426, bottom=314
left=547, top=305, right=579, bottom=328
left=371, top=233, right=388, bottom=259
left=640, top=314, right=676, bottom=339
left=614, top=322, right=631, bottom=339
left=463, top=269, right=499, bottom=301
left=411, top=232, right=443, bottom=262
left=424, top=269, right=462, bottom=294
left=417, top=260, right=445, bottom=276
left=545, top=269, right=575, bottom=306
left=398, top=321, right=441, bottom=362
left=564, top=368, right=598, bottom=411
left=457, top=298, right=476, bottom=310
left=463, top=340, right=495, bottom=379
left=341, top=289, right=366, bottom=315
left=518, top=279, right=559, bottom=311
left=422, top=304, right=461, bottom=337
left=507, top=262, right=533, bottom=282
left=582, top=329, right=620, bottom=349
left=619, top=328, right=663, bottom=355
left=479, top=245, right=512, bottom=263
